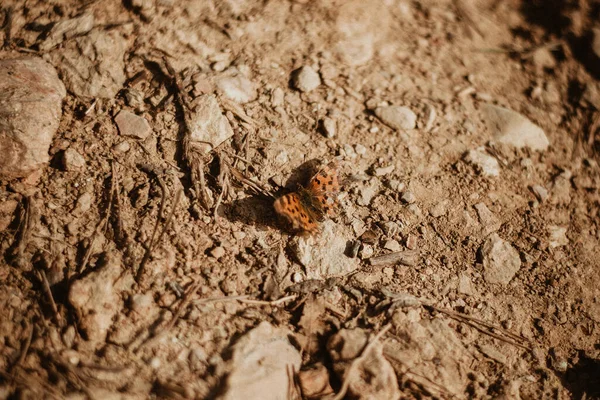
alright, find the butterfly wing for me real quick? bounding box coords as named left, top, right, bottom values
left=273, top=192, right=319, bottom=232
left=306, top=161, right=340, bottom=217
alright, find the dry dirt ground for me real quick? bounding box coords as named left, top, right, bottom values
left=1, top=0, right=600, bottom=399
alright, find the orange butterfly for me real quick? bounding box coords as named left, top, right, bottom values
left=273, top=161, right=340, bottom=233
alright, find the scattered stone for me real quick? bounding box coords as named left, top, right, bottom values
left=374, top=105, right=417, bottom=130
left=216, top=75, right=257, bottom=104
left=429, top=201, right=448, bottom=218
left=530, top=184, right=548, bottom=202
left=62, top=148, right=86, bottom=171
left=115, top=110, right=152, bottom=140
left=479, top=233, right=521, bottom=285
left=359, top=244, right=374, bottom=259
left=373, top=165, right=395, bottom=177
left=482, top=104, right=550, bottom=151
left=368, top=250, right=418, bottom=267
left=113, top=141, right=131, bottom=153
left=0, top=199, right=18, bottom=232
left=327, top=328, right=401, bottom=400
left=210, top=246, right=226, bottom=259
left=531, top=47, right=556, bottom=71
left=357, top=182, right=378, bottom=206
left=49, top=29, right=127, bottom=99
left=291, top=66, right=321, bottom=92
left=320, top=118, right=336, bottom=138
left=581, top=82, right=600, bottom=109
left=384, top=239, right=402, bottom=252
left=69, top=253, right=126, bottom=344
left=297, top=364, right=334, bottom=398
left=73, top=192, right=93, bottom=216
left=473, top=202, right=500, bottom=235
left=218, top=322, right=301, bottom=400
left=457, top=274, right=474, bottom=295
left=405, top=234, right=417, bottom=250
left=465, top=148, right=500, bottom=177
left=39, top=12, right=95, bottom=51
left=271, top=87, right=284, bottom=107
left=187, top=94, right=234, bottom=154
left=551, top=170, right=571, bottom=205
left=290, top=220, right=360, bottom=279
left=354, top=144, right=367, bottom=155
left=123, top=88, right=145, bottom=109
left=592, top=27, right=600, bottom=59
left=548, top=226, right=568, bottom=248
left=380, top=221, right=400, bottom=237
left=0, top=57, right=66, bottom=179
left=400, top=191, right=416, bottom=204
left=425, top=104, right=437, bottom=131
left=389, top=309, right=473, bottom=397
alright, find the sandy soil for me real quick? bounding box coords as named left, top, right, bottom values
left=0, top=0, right=599, bottom=399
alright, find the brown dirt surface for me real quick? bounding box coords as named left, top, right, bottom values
left=1, top=0, right=600, bottom=399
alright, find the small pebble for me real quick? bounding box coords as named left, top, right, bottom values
left=384, top=239, right=402, bottom=252
left=115, top=110, right=152, bottom=140
left=374, top=105, right=417, bottom=130
left=271, top=87, right=284, bottom=107
left=359, top=244, right=374, bottom=259
left=373, top=165, right=394, bottom=177
left=113, top=141, right=130, bottom=153
left=291, top=66, right=321, bottom=92
left=405, top=234, right=417, bottom=250
left=322, top=118, right=336, bottom=138
left=530, top=184, right=549, bottom=202
left=354, top=144, right=367, bottom=155
left=291, top=272, right=303, bottom=283
left=62, top=148, right=86, bottom=171
left=210, top=246, right=225, bottom=259
left=400, top=191, right=416, bottom=204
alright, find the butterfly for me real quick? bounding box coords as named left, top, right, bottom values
left=273, top=161, right=340, bottom=233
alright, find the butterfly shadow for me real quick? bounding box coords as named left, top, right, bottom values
left=223, top=159, right=324, bottom=231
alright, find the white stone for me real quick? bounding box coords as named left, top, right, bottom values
left=465, top=148, right=500, bottom=177
left=291, top=66, right=321, bottom=92
left=187, top=94, right=234, bottom=154
left=482, top=104, right=550, bottom=151
left=217, top=75, right=257, bottom=104
left=375, top=106, right=417, bottom=130
left=290, top=220, right=360, bottom=279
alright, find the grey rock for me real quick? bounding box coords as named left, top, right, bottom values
left=482, top=104, right=550, bottom=151
left=73, top=192, right=93, bottom=216
left=291, top=66, right=321, bottom=92
left=464, top=148, right=500, bottom=177
left=62, top=148, right=86, bottom=171
left=187, top=94, right=234, bottom=154
left=216, top=75, right=257, bottom=104
left=290, top=220, right=360, bottom=279
left=115, top=110, right=152, bottom=139
left=429, top=200, right=448, bottom=218
left=0, top=57, right=66, bottom=179
left=375, top=106, right=417, bottom=130
left=218, top=322, right=301, bottom=400
left=49, top=29, right=127, bottom=99
left=480, top=233, right=521, bottom=285
left=39, top=12, right=95, bottom=51
left=357, top=182, right=378, bottom=206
